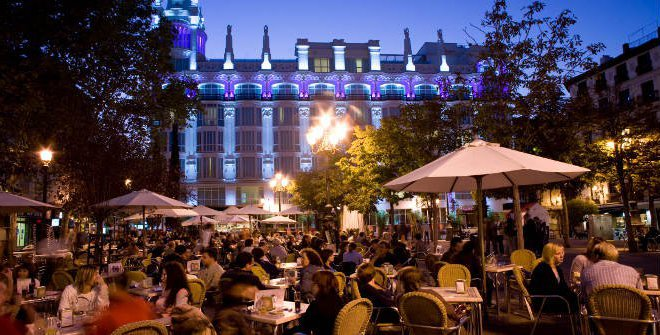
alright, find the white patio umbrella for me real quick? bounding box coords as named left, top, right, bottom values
left=0, top=191, right=58, bottom=213
left=262, top=215, right=298, bottom=230
left=228, top=215, right=249, bottom=223
left=213, top=212, right=230, bottom=223
left=122, top=208, right=198, bottom=221
left=193, top=205, right=224, bottom=216
left=236, top=204, right=272, bottom=215
left=181, top=216, right=218, bottom=227
left=385, top=138, right=589, bottom=293
left=279, top=205, right=305, bottom=215
left=224, top=206, right=241, bottom=215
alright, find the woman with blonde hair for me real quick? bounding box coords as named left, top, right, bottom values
left=529, top=243, right=577, bottom=313
left=58, top=265, right=109, bottom=314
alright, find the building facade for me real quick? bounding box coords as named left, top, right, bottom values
left=157, top=1, right=488, bottom=210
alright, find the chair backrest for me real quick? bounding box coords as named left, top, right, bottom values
left=511, top=266, right=531, bottom=302
left=373, top=267, right=389, bottom=288
left=399, top=291, right=449, bottom=334
left=285, top=253, right=297, bottom=263
left=187, top=278, right=207, bottom=308
left=52, top=271, right=74, bottom=290
left=341, top=262, right=357, bottom=277
left=511, top=249, right=536, bottom=272
left=437, top=264, right=471, bottom=287
left=125, top=271, right=147, bottom=284
left=531, top=258, right=543, bottom=271
left=588, top=285, right=652, bottom=335
left=110, top=320, right=168, bottom=335
left=334, top=272, right=347, bottom=297
left=250, top=263, right=270, bottom=282
left=350, top=279, right=362, bottom=300
left=333, top=298, right=373, bottom=335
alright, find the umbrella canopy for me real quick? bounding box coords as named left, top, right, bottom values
left=0, top=191, right=58, bottom=213
left=228, top=215, right=249, bottom=223
left=181, top=216, right=218, bottom=226
left=94, top=189, right=192, bottom=210
left=261, top=215, right=297, bottom=224
left=223, top=206, right=241, bottom=215
left=384, top=138, right=589, bottom=296
left=123, top=208, right=198, bottom=221
left=279, top=205, right=305, bottom=215
left=236, top=204, right=272, bottom=216
left=192, top=205, right=224, bottom=216
left=385, top=139, right=589, bottom=193
left=213, top=212, right=230, bottom=223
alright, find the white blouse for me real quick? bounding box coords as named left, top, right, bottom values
left=15, top=278, right=40, bottom=294
left=155, top=288, right=189, bottom=312
left=58, top=284, right=109, bottom=313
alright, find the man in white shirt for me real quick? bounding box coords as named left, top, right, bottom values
left=198, top=248, right=224, bottom=291
left=269, top=239, right=288, bottom=262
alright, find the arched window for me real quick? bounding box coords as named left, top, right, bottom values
left=198, top=83, right=225, bottom=100
left=345, top=84, right=371, bottom=100
left=379, top=83, right=405, bottom=100
left=414, top=84, right=439, bottom=100
left=308, top=83, right=335, bottom=100
left=272, top=83, right=299, bottom=100
left=234, top=83, right=262, bottom=100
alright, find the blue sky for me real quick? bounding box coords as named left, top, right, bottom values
left=196, top=0, right=659, bottom=61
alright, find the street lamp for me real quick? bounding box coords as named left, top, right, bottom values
left=269, top=172, right=289, bottom=213
left=39, top=148, right=53, bottom=203
left=124, top=178, right=133, bottom=190
left=305, top=112, right=350, bottom=242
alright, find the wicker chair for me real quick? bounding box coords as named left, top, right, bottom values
left=188, top=278, right=207, bottom=308
left=125, top=271, right=147, bottom=284
left=110, top=320, right=168, bottom=335
left=285, top=253, right=297, bottom=263
left=334, top=272, right=347, bottom=297
left=531, top=258, right=543, bottom=271
left=437, top=264, right=471, bottom=287
left=333, top=298, right=373, bottom=335
left=511, top=249, right=536, bottom=272
left=399, top=291, right=469, bottom=335
left=374, top=267, right=390, bottom=289
left=351, top=279, right=362, bottom=300
left=250, top=263, right=270, bottom=282
left=51, top=270, right=74, bottom=290
left=587, top=285, right=655, bottom=335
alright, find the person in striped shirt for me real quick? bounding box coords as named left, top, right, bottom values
left=580, top=241, right=643, bottom=299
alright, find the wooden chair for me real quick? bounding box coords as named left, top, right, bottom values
left=51, top=270, right=74, bottom=290
left=187, top=278, right=207, bottom=308
left=110, top=320, right=168, bottom=335
left=511, top=249, right=536, bottom=272
left=332, top=298, right=373, bottom=335
left=437, top=264, right=471, bottom=287
left=587, top=285, right=655, bottom=335
left=399, top=291, right=469, bottom=335
left=333, top=272, right=347, bottom=297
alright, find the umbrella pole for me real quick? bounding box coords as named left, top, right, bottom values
left=142, top=206, right=146, bottom=257
left=475, top=176, right=488, bottom=299
left=512, top=184, right=524, bottom=250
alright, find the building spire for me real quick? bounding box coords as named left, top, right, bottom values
left=223, top=25, right=234, bottom=70
left=261, top=25, right=272, bottom=70
left=404, top=28, right=415, bottom=72
left=438, top=29, right=449, bottom=72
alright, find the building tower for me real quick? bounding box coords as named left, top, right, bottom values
left=160, top=0, right=207, bottom=71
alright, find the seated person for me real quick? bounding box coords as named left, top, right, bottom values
left=392, top=241, right=411, bottom=266
left=356, top=263, right=398, bottom=323
left=221, top=252, right=267, bottom=306
left=342, top=242, right=363, bottom=266
left=581, top=241, right=643, bottom=298
left=372, top=241, right=399, bottom=267
left=252, top=248, right=279, bottom=279
left=396, top=266, right=463, bottom=324
left=13, top=265, right=40, bottom=296
left=269, top=239, right=288, bottom=263
left=320, top=249, right=336, bottom=272
left=440, top=237, right=463, bottom=262
left=299, top=248, right=324, bottom=301
left=287, top=271, right=345, bottom=335
left=198, top=248, right=224, bottom=291
left=93, top=273, right=155, bottom=335
left=0, top=280, right=25, bottom=335
left=155, top=262, right=191, bottom=314
left=213, top=282, right=257, bottom=335
left=529, top=243, right=578, bottom=313
left=59, top=265, right=109, bottom=314
left=569, top=237, right=603, bottom=287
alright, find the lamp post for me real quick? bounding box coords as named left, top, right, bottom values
left=37, top=148, right=53, bottom=248
left=305, top=112, right=349, bottom=242
left=269, top=172, right=289, bottom=213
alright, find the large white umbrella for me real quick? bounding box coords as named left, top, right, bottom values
left=224, top=206, right=241, bottom=215
left=181, top=216, right=218, bottom=227
left=228, top=215, right=249, bottom=223
left=385, top=138, right=589, bottom=293
left=193, top=205, right=224, bottom=216
left=213, top=212, right=230, bottom=223
left=279, top=205, right=305, bottom=215
left=0, top=191, right=58, bottom=213
left=122, top=208, right=198, bottom=221
left=261, top=216, right=297, bottom=224
left=236, top=204, right=272, bottom=215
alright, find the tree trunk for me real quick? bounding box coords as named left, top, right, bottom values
left=512, top=185, right=524, bottom=250
left=8, top=213, right=17, bottom=259
left=649, top=193, right=658, bottom=230
left=560, top=186, right=572, bottom=248
left=388, top=199, right=395, bottom=232
left=168, top=121, right=181, bottom=199
left=615, top=144, right=638, bottom=252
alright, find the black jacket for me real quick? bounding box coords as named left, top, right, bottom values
left=529, top=262, right=578, bottom=313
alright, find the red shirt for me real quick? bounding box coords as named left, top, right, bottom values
left=93, top=291, right=156, bottom=335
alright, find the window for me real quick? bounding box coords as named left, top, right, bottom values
left=637, top=53, right=653, bottom=75
left=345, top=84, right=371, bottom=100
left=618, top=89, right=631, bottom=107
left=196, top=157, right=219, bottom=179
left=197, top=187, right=225, bottom=207
left=235, top=130, right=262, bottom=152
left=236, top=186, right=264, bottom=205
left=313, top=58, right=330, bottom=73
left=382, top=107, right=400, bottom=118
left=595, top=73, right=607, bottom=92
left=641, top=80, right=656, bottom=102
left=197, top=105, right=218, bottom=126
left=380, top=84, right=405, bottom=100
left=274, top=130, right=300, bottom=152
left=308, top=83, right=335, bottom=99
left=172, top=58, right=189, bottom=72
left=198, top=83, right=224, bottom=100
left=615, top=64, right=629, bottom=84
left=236, top=157, right=262, bottom=180
left=348, top=102, right=371, bottom=125
left=235, top=107, right=262, bottom=127
left=234, top=83, right=262, bottom=100
left=414, top=84, right=439, bottom=100
left=275, top=156, right=297, bottom=175
left=273, top=107, right=299, bottom=126
left=272, top=83, right=299, bottom=100
left=355, top=59, right=364, bottom=73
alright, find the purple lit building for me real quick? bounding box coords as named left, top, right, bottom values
left=157, top=1, right=485, bottom=208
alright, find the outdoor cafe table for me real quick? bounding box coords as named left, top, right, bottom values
left=485, top=263, right=516, bottom=316
left=277, top=262, right=301, bottom=270
left=421, top=287, right=484, bottom=335
left=244, top=300, right=309, bottom=335
left=644, top=289, right=660, bottom=309
left=128, top=286, right=162, bottom=299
